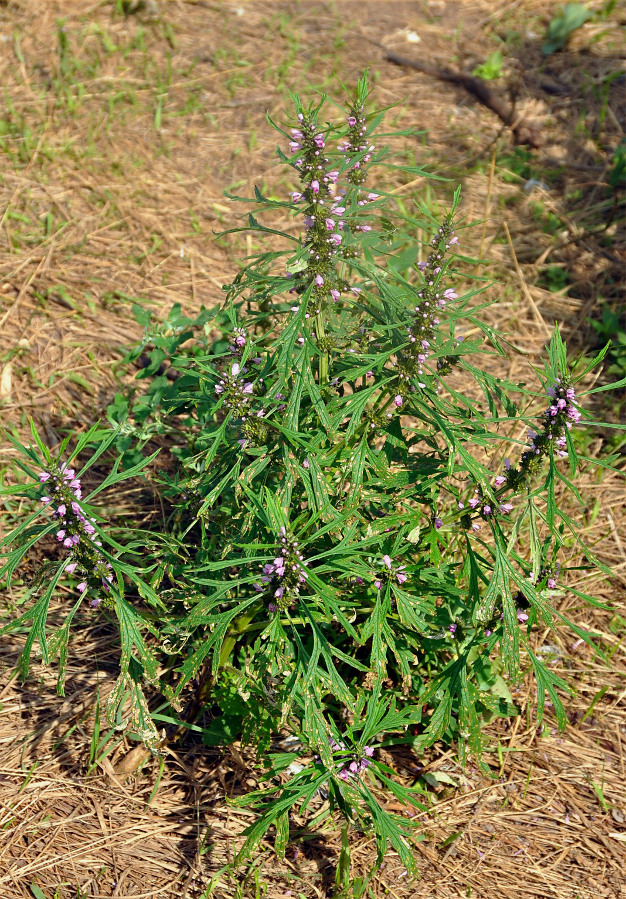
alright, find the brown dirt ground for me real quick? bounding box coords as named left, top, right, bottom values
left=0, top=1, right=625, bottom=897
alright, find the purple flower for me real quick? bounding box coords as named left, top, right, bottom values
left=517, top=610, right=529, bottom=623
left=66, top=562, right=77, bottom=574
left=56, top=530, right=66, bottom=541
left=382, top=554, right=392, bottom=569
left=547, top=578, right=557, bottom=590
left=347, top=116, right=357, bottom=127
left=393, top=395, right=403, bottom=408
left=311, top=180, right=319, bottom=195
left=77, top=582, right=87, bottom=592
left=39, top=472, right=51, bottom=482
left=449, top=623, right=457, bottom=634
left=494, top=475, right=506, bottom=487
left=315, top=274, right=324, bottom=287
left=396, top=571, right=407, bottom=585
left=434, top=518, right=443, bottom=530
left=303, top=458, right=310, bottom=469
left=374, top=579, right=382, bottom=590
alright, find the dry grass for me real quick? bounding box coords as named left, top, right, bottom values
left=0, top=0, right=625, bottom=896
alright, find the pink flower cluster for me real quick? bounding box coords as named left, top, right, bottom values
left=255, top=526, right=309, bottom=612
left=517, top=379, right=580, bottom=473
left=339, top=106, right=374, bottom=186
left=531, top=563, right=560, bottom=593
left=40, top=464, right=112, bottom=604
left=215, top=362, right=259, bottom=420
left=229, top=327, right=247, bottom=355
left=461, top=487, right=512, bottom=519
left=329, top=737, right=375, bottom=780
left=400, top=217, right=461, bottom=387
left=407, top=287, right=457, bottom=376
left=543, top=380, right=580, bottom=457
left=287, top=115, right=350, bottom=312
left=374, top=553, right=407, bottom=589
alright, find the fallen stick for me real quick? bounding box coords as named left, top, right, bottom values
left=384, top=48, right=542, bottom=148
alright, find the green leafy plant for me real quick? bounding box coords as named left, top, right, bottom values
left=589, top=307, right=626, bottom=380
left=608, top=140, right=626, bottom=192
left=2, top=73, right=624, bottom=880
left=472, top=51, right=503, bottom=81
left=542, top=3, right=592, bottom=55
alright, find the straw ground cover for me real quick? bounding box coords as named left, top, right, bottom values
left=0, top=1, right=624, bottom=897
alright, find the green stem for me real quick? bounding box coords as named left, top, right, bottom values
left=218, top=603, right=263, bottom=670
left=316, top=312, right=328, bottom=385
